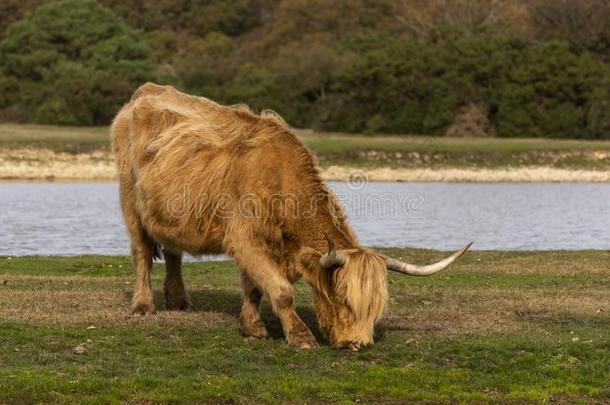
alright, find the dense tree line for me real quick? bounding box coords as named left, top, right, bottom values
left=0, top=0, right=609, bottom=138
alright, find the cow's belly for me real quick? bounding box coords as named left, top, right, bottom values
left=134, top=160, right=228, bottom=255
left=144, top=220, right=225, bottom=256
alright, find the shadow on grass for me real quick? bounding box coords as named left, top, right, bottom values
left=132, top=288, right=327, bottom=343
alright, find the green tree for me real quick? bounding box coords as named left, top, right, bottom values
left=585, top=76, right=610, bottom=139
left=225, top=63, right=281, bottom=112
left=99, top=0, right=264, bottom=37
left=490, top=42, right=608, bottom=138
left=178, top=32, right=236, bottom=90
left=268, top=39, right=355, bottom=127
left=0, top=0, right=45, bottom=39
left=0, top=0, right=155, bottom=125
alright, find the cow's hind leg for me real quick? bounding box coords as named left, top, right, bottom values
left=240, top=271, right=268, bottom=338
left=233, top=247, right=317, bottom=348
left=119, top=182, right=156, bottom=315
left=164, top=250, right=191, bottom=311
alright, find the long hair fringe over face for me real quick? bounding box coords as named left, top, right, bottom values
left=306, top=249, right=389, bottom=350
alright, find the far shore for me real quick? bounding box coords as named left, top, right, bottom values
left=1, top=148, right=609, bottom=183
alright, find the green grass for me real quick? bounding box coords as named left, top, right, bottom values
left=0, top=124, right=109, bottom=153
left=1, top=250, right=608, bottom=404
left=299, top=131, right=610, bottom=169
left=299, top=130, right=610, bottom=154
left=2, top=124, right=610, bottom=169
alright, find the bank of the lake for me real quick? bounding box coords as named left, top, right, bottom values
left=2, top=124, right=610, bottom=182
left=2, top=147, right=610, bottom=183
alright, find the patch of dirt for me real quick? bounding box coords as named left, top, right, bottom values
left=446, top=104, right=496, bottom=138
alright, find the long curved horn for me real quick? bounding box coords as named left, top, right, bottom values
left=384, top=242, right=473, bottom=276
left=319, top=233, right=347, bottom=269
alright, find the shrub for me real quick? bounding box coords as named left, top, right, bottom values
left=99, top=0, right=263, bottom=37
left=586, top=79, right=610, bottom=139
left=2, top=0, right=609, bottom=138
left=321, top=33, right=610, bottom=138
left=489, top=42, right=609, bottom=138
left=0, top=0, right=155, bottom=125
left=225, top=63, right=281, bottom=113
left=0, top=0, right=45, bottom=38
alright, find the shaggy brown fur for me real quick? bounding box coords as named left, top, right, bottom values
left=111, top=82, right=389, bottom=349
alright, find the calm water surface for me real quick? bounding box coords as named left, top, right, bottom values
left=1, top=182, right=609, bottom=256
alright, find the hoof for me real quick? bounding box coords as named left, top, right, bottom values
left=333, top=340, right=364, bottom=352
left=240, top=318, right=269, bottom=339
left=131, top=299, right=156, bottom=315
left=166, top=295, right=191, bottom=311
left=347, top=341, right=362, bottom=352
left=287, top=328, right=318, bottom=349
left=295, top=340, right=319, bottom=350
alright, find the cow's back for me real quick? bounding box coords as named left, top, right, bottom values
left=111, top=83, right=309, bottom=254
left=112, top=83, right=218, bottom=177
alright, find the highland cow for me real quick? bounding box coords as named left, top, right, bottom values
left=111, top=83, right=472, bottom=350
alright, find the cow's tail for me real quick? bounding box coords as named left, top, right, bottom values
left=152, top=243, right=163, bottom=261
left=144, top=233, right=163, bottom=261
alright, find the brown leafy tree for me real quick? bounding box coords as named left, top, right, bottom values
left=394, top=0, right=529, bottom=38
left=528, top=0, right=610, bottom=53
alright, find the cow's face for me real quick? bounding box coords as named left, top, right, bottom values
left=300, top=247, right=388, bottom=351
left=299, top=238, right=472, bottom=350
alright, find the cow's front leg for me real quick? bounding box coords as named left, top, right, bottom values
left=234, top=247, right=318, bottom=349
left=240, top=271, right=268, bottom=338
left=275, top=289, right=318, bottom=349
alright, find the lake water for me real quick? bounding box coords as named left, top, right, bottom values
left=1, top=182, right=609, bottom=256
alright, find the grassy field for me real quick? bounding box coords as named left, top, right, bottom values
left=0, top=250, right=608, bottom=404
left=2, top=124, right=610, bottom=169
left=0, top=124, right=109, bottom=153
